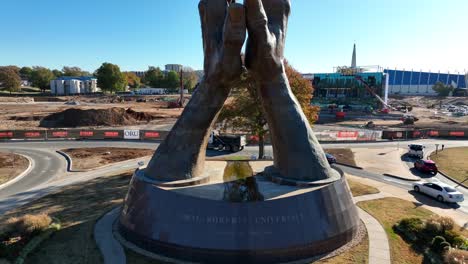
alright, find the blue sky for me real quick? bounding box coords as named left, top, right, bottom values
left=1, top=0, right=467, bottom=74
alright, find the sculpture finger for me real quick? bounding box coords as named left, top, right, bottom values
left=199, top=0, right=228, bottom=70
left=223, top=3, right=246, bottom=55
left=245, top=0, right=269, bottom=41
left=261, top=0, right=290, bottom=33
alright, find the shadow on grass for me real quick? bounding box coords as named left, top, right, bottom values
left=0, top=171, right=133, bottom=264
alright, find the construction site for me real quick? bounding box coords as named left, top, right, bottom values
left=0, top=95, right=183, bottom=131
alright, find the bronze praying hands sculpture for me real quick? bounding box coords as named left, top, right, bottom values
left=145, top=0, right=337, bottom=182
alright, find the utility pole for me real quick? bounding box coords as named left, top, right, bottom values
left=179, top=68, right=184, bottom=107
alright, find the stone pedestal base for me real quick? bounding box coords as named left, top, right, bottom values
left=118, top=164, right=360, bottom=264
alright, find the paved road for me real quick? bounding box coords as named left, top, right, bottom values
left=0, top=148, right=65, bottom=198
left=0, top=138, right=466, bottom=214
left=398, top=143, right=468, bottom=214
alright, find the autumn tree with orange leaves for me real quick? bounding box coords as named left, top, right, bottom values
left=218, top=62, right=319, bottom=159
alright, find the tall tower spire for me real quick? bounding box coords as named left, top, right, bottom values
left=351, top=43, right=357, bottom=68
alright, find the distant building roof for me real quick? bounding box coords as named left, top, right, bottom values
left=55, top=76, right=97, bottom=81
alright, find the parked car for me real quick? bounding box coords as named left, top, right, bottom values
left=408, top=144, right=425, bottom=159
left=414, top=159, right=438, bottom=175
left=412, top=181, right=464, bottom=203
left=325, top=153, right=337, bottom=164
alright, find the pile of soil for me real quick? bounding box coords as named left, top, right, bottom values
left=9, top=116, right=44, bottom=121
left=40, top=107, right=157, bottom=128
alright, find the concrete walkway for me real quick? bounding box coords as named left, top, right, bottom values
left=94, top=206, right=126, bottom=264
left=353, top=147, right=420, bottom=181
left=355, top=193, right=392, bottom=264
left=358, top=208, right=391, bottom=264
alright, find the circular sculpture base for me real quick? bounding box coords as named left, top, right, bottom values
left=119, top=166, right=360, bottom=264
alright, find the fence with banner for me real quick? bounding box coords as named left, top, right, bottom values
left=0, top=128, right=467, bottom=143
left=313, top=130, right=383, bottom=142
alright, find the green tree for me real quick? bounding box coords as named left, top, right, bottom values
left=0, top=67, right=21, bottom=94
left=218, top=62, right=319, bottom=158
left=62, top=66, right=90, bottom=77
left=3, top=66, right=20, bottom=75
left=183, top=71, right=199, bottom=92
left=30, top=66, right=54, bottom=93
left=52, top=69, right=63, bottom=78
left=144, top=66, right=164, bottom=87
left=432, top=81, right=454, bottom=97
left=123, top=72, right=141, bottom=89
left=95, top=63, right=127, bottom=93
left=19, top=66, right=33, bottom=79
left=166, top=70, right=180, bottom=89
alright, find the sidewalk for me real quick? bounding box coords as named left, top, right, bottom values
left=352, top=147, right=420, bottom=181
left=348, top=174, right=468, bottom=227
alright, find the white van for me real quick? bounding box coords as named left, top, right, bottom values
left=408, top=144, right=424, bottom=159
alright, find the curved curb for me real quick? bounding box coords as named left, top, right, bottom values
left=336, top=162, right=363, bottom=170
left=95, top=206, right=126, bottom=264
left=56, top=150, right=150, bottom=173
left=56, top=150, right=73, bottom=172
left=437, top=170, right=467, bottom=189
left=383, top=173, right=420, bottom=182
left=427, top=149, right=468, bottom=189
left=0, top=153, right=34, bottom=190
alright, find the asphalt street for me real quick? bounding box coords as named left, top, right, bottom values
left=0, top=148, right=65, bottom=198
left=0, top=138, right=467, bottom=214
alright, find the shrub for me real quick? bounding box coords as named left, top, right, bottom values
left=426, top=217, right=443, bottom=235
left=395, top=218, right=424, bottom=241
left=441, top=241, right=452, bottom=252
left=4, top=214, right=52, bottom=237
left=432, top=236, right=451, bottom=253
left=1, top=217, right=19, bottom=237
left=0, top=259, right=11, bottom=264
left=18, top=214, right=52, bottom=235
left=444, top=249, right=468, bottom=264
left=445, top=230, right=467, bottom=249
left=438, top=217, right=455, bottom=232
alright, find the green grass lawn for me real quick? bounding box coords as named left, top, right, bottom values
left=0, top=171, right=133, bottom=264
left=347, top=178, right=380, bottom=197
left=430, top=147, right=468, bottom=183
left=358, top=197, right=468, bottom=264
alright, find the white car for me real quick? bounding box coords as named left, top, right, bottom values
left=412, top=182, right=464, bottom=203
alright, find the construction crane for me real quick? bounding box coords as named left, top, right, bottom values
left=354, top=75, right=395, bottom=112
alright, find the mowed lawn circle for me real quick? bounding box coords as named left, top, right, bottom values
left=0, top=152, right=29, bottom=185
left=430, top=147, right=468, bottom=183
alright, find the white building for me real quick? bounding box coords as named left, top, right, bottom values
left=50, top=76, right=98, bottom=95
left=132, top=87, right=188, bottom=95
left=384, top=70, right=467, bottom=96
left=165, top=64, right=183, bottom=73
left=132, top=88, right=167, bottom=95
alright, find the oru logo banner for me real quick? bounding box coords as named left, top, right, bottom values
left=124, top=130, right=140, bottom=139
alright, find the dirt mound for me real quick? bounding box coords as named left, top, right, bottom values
left=40, top=107, right=157, bottom=128
left=9, top=116, right=44, bottom=121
